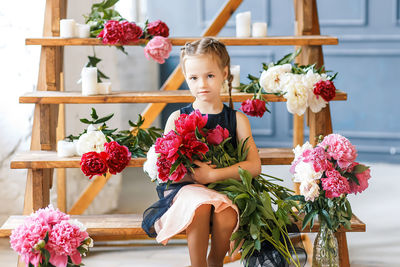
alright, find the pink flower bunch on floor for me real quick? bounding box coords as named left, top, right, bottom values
left=10, top=205, right=93, bottom=267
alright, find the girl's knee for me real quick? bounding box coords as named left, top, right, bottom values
left=215, top=208, right=238, bottom=230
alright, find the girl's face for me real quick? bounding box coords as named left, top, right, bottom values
left=184, top=54, right=228, bottom=102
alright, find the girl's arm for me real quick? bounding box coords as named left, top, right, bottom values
left=192, top=111, right=262, bottom=183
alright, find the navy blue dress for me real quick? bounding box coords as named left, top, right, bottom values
left=142, top=104, right=237, bottom=237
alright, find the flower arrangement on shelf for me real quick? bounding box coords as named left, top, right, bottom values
left=84, top=0, right=172, bottom=64
left=143, top=110, right=302, bottom=266
left=10, top=205, right=93, bottom=267
left=63, top=108, right=162, bottom=179
left=287, top=133, right=371, bottom=266
left=238, top=49, right=338, bottom=117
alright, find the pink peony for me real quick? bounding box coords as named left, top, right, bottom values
left=47, top=221, right=89, bottom=267
left=206, top=125, right=230, bottom=145
left=10, top=218, right=50, bottom=267
left=313, top=80, right=336, bottom=102
left=169, top=163, right=188, bottom=182
left=155, top=130, right=182, bottom=162
left=321, top=170, right=350, bottom=198
left=30, top=206, right=70, bottom=226
left=175, top=110, right=208, bottom=136
left=349, top=163, right=371, bottom=194
left=144, top=36, right=172, bottom=64
left=319, top=134, right=357, bottom=170
left=240, top=99, right=267, bottom=118
left=303, top=146, right=331, bottom=173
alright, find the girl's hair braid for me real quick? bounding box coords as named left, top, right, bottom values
left=180, top=37, right=234, bottom=109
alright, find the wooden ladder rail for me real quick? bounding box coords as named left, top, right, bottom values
left=294, top=1, right=350, bottom=267
left=67, top=0, right=244, bottom=215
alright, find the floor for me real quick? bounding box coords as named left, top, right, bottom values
left=1, top=163, right=399, bottom=267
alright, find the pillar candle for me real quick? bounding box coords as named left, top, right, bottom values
left=252, top=22, right=267, bottom=37
left=60, top=19, right=76, bottom=38
left=97, top=82, right=112, bottom=94
left=231, top=65, right=241, bottom=89
left=81, top=67, right=98, bottom=96
left=76, top=23, right=91, bottom=38
left=236, top=11, right=251, bottom=37
left=57, top=140, right=76, bottom=157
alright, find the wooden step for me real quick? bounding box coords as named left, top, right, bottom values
left=26, top=36, right=338, bottom=46
left=19, top=90, right=347, bottom=104
left=10, top=148, right=295, bottom=169
left=0, top=214, right=365, bottom=241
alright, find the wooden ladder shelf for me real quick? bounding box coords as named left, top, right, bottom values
left=1, top=0, right=365, bottom=266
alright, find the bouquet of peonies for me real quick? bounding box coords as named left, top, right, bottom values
left=288, top=133, right=371, bottom=231
left=239, top=50, right=338, bottom=117
left=143, top=110, right=303, bottom=266
left=10, top=205, right=93, bottom=267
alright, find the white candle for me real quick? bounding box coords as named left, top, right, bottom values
left=236, top=11, right=251, bottom=37
left=97, top=82, right=112, bottom=94
left=76, top=23, right=91, bottom=38
left=231, top=65, right=241, bottom=89
left=252, top=22, right=267, bottom=37
left=57, top=140, right=77, bottom=157
left=81, top=67, right=98, bottom=96
left=60, top=19, right=76, bottom=38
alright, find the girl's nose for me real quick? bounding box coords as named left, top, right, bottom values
left=199, top=77, right=208, bottom=88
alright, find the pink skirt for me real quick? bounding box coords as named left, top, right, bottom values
left=154, top=184, right=240, bottom=245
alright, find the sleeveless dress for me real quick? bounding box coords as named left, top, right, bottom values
left=143, top=104, right=240, bottom=246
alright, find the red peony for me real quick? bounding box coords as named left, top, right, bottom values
left=144, top=36, right=172, bottom=64
left=146, top=20, right=169, bottom=37
left=170, top=163, right=187, bottom=182
left=206, top=125, right=230, bottom=145
left=175, top=109, right=208, bottom=136
left=120, top=21, right=143, bottom=44
left=80, top=151, right=108, bottom=179
left=97, top=20, right=122, bottom=44
left=156, top=154, right=172, bottom=182
left=240, top=99, right=267, bottom=118
left=154, top=130, right=182, bottom=162
left=313, top=80, right=336, bottom=102
left=104, top=141, right=132, bottom=175
left=181, top=132, right=209, bottom=161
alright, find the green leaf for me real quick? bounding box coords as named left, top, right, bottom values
left=353, top=164, right=369, bottom=174
left=254, top=239, right=261, bottom=251
left=94, top=113, right=114, bottom=124
left=271, top=227, right=280, bottom=243
left=276, top=48, right=301, bottom=65
left=80, top=118, right=92, bottom=124
left=43, top=249, right=51, bottom=264
left=250, top=222, right=259, bottom=240
left=90, top=108, right=99, bottom=120
left=238, top=167, right=252, bottom=191
left=320, top=209, right=333, bottom=229
left=285, top=195, right=305, bottom=202
left=302, top=210, right=318, bottom=230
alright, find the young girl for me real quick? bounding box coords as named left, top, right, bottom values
left=143, top=37, right=261, bottom=267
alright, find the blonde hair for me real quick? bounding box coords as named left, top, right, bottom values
left=180, top=37, right=234, bottom=109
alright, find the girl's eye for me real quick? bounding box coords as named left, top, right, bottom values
left=189, top=76, right=197, bottom=81
left=208, top=74, right=215, bottom=78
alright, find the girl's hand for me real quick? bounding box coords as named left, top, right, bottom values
left=191, top=160, right=217, bottom=184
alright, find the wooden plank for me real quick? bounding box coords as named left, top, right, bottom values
left=10, top=148, right=294, bottom=169
left=19, top=90, right=348, bottom=104
left=203, top=0, right=243, bottom=36
left=0, top=214, right=366, bottom=239
left=25, top=36, right=339, bottom=46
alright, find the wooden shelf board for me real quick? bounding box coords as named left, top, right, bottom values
left=19, top=90, right=347, bottom=104
left=10, top=148, right=294, bottom=169
left=26, top=36, right=339, bottom=46
left=0, top=213, right=365, bottom=241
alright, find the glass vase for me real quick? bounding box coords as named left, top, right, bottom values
left=312, top=222, right=339, bottom=267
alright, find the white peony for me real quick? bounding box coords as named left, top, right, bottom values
left=143, top=145, right=160, bottom=182
left=284, top=75, right=309, bottom=115
left=300, top=178, right=320, bottom=202
left=293, top=141, right=313, bottom=161
left=308, top=92, right=327, bottom=113
left=293, top=161, right=323, bottom=183
left=259, top=64, right=292, bottom=93
left=76, top=125, right=107, bottom=156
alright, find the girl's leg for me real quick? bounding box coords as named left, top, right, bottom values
left=207, top=207, right=238, bottom=267
left=186, top=204, right=212, bottom=267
